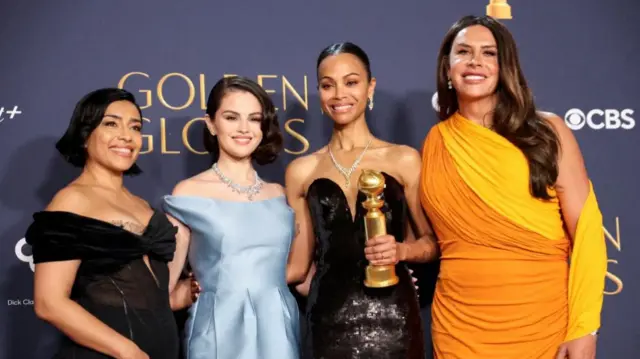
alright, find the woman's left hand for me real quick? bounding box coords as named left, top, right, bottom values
left=364, top=234, right=399, bottom=266
left=555, top=334, right=597, bottom=359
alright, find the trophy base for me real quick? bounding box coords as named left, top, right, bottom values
left=487, top=4, right=512, bottom=19
left=364, top=265, right=400, bottom=288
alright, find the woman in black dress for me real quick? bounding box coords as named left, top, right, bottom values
left=25, top=88, right=194, bottom=359
left=284, top=43, right=440, bottom=358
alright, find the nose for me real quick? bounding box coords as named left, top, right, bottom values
left=238, top=118, right=250, bottom=133
left=118, top=126, right=134, bottom=141
left=468, top=54, right=481, bottom=67
left=333, top=84, right=346, bottom=99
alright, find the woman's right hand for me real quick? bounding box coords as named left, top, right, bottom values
left=118, top=343, right=149, bottom=359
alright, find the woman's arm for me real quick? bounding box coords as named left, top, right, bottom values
left=34, top=261, right=146, bottom=358
left=166, top=213, right=191, bottom=294
left=284, top=156, right=316, bottom=285
left=165, top=181, right=197, bottom=307
left=397, top=146, right=439, bottom=263
left=295, top=263, right=316, bottom=297
left=545, top=114, right=606, bottom=358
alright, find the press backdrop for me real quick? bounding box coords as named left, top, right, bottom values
left=1, top=0, right=638, bottom=358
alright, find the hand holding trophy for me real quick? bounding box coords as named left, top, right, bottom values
left=359, top=169, right=400, bottom=288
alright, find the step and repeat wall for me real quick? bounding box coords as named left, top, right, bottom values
left=1, top=0, right=637, bottom=357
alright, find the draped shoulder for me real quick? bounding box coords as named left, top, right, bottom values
left=25, top=210, right=177, bottom=264
left=436, top=112, right=564, bottom=240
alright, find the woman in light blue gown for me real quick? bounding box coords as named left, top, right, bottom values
left=162, top=76, right=310, bottom=359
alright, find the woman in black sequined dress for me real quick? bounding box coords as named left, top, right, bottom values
left=284, top=43, right=440, bottom=359
left=25, top=88, right=195, bottom=359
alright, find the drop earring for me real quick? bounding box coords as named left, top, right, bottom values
left=368, top=97, right=374, bottom=111
left=447, top=79, right=453, bottom=90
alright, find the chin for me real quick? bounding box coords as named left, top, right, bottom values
left=330, top=112, right=361, bottom=126
left=457, top=89, right=495, bottom=102
left=227, top=148, right=259, bottom=161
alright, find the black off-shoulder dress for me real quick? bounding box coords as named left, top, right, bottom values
left=25, top=209, right=179, bottom=359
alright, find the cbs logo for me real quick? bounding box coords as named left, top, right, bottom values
left=564, top=109, right=635, bottom=130
left=15, top=238, right=34, bottom=272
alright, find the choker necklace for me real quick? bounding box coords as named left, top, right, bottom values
left=328, top=138, right=372, bottom=186
left=211, top=163, right=263, bottom=201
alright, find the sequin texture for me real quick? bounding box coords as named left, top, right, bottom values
left=304, top=173, right=425, bottom=359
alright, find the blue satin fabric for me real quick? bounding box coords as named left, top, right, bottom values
left=163, top=195, right=300, bottom=359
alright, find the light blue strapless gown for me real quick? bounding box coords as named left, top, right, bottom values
left=163, top=195, right=300, bottom=359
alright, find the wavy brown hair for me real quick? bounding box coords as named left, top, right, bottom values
left=203, top=76, right=283, bottom=165
left=436, top=15, right=560, bottom=200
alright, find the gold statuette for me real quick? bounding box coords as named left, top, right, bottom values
left=358, top=169, right=399, bottom=288
left=486, top=0, right=512, bottom=19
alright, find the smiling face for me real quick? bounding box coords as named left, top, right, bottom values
left=84, top=100, right=143, bottom=173
left=447, top=24, right=500, bottom=102
left=317, top=53, right=376, bottom=126
left=206, top=90, right=264, bottom=161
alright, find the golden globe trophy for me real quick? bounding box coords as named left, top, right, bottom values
left=358, top=169, right=399, bottom=288
left=486, top=0, right=512, bottom=19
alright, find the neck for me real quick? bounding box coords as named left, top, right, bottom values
left=79, top=161, right=124, bottom=190
left=215, top=152, right=256, bottom=185
left=458, top=95, right=497, bottom=127
left=330, top=116, right=373, bottom=151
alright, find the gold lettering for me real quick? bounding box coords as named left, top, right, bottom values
left=160, top=118, right=180, bottom=154
left=604, top=259, right=623, bottom=295
left=157, top=73, right=195, bottom=110
left=224, top=74, right=238, bottom=78
left=199, top=74, right=207, bottom=110
left=140, top=117, right=153, bottom=154
left=282, top=75, right=308, bottom=111
left=117, top=72, right=152, bottom=109
left=284, top=118, right=309, bottom=155
left=182, top=117, right=208, bottom=155
left=603, top=217, right=621, bottom=251
left=257, top=75, right=278, bottom=111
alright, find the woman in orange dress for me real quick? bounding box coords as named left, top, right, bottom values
left=420, top=16, right=607, bottom=359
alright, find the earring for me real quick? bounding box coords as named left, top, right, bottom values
left=447, top=79, right=453, bottom=90
left=368, top=97, right=374, bottom=111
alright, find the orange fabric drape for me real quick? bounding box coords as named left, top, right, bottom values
left=419, top=112, right=606, bottom=358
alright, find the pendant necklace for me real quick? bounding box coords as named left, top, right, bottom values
left=328, top=138, right=372, bottom=186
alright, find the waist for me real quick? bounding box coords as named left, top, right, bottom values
left=438, top=258, right=568, bottom=304
left=199, top=278, right=288, bottom=293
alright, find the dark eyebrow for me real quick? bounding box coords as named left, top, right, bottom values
left=104, top=114, right=142, bottom=122
left=222, top=110, right=262, bottom=117
left=456, top=43, right=497, bottom=49
left=320, top=72, right=361, bottom=81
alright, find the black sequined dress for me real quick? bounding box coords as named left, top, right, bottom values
left=25, top=210, right=179, bottom=359
left=304, top=173, right=425, bottom=359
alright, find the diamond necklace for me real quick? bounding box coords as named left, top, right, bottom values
left=211, top=162, right=264, bottom=201
left=328, top=138, right=372, bottom=186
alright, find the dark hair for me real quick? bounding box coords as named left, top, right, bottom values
left=203, top=76, right=282, bottom=165
left=436, top=15, right=560, bottom=200
left=316, top=42, right=372, bottom=81
left=55, top=87, right=143, bottom=176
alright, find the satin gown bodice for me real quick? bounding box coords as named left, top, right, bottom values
left=163, top=195, right=300, bottom=359
left=304, top=172, right=425, bottom=359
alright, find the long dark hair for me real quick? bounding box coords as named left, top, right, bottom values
left=436, top=15, right=560, bottom=200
